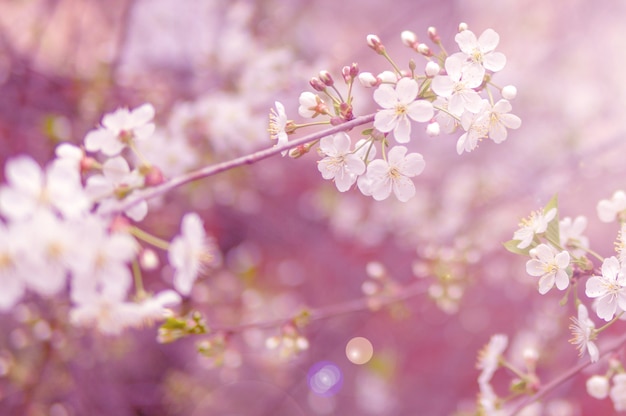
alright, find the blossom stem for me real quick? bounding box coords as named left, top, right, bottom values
left=596, top=312, right=623, bottom=333
left=129, top=226, right=170, bottom=250
left=132, top=259, right=146, bottom=299
left=574, top=244, right=605, bottom=263
left=507, top=332, right=626, bottom=415
left=103, top=113, right=376, bottom=216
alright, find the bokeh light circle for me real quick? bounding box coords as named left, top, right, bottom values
left=307, top=361, right=343, bottom=396
left=345, top=337, right=374, bottom=365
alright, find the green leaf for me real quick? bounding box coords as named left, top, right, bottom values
left=503, top=239, right=532, bottom=256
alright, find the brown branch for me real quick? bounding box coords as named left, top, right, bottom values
left=101, top=113, right=376, bottom=215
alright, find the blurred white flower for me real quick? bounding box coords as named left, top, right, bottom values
left=526, top=243, right=570, bottom=295
left=586, top=375, right=609, bottom=399
left=0, top=221, right=25, bottom=310
left=597, top=190, right=626, bottom=223
left=431, top=54, right=483, bottom=116
left=486, top=99, right=521, bottom=144
left=0, top=155, right=90, bottom=220
left=611, top=374, right=626, bottom=411
left=559, top=216, right=589, bottom=257
left=84, top=103, right=155, bottom=156
left=168, top=212, right=221, bottom=296
left=477, top=333, right=508, bottom=384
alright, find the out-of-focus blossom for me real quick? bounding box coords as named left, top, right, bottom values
left=269, top=101, right=289, bottom=155
left=597, top=190, right=626, bottom=223
left=477, top=333, right=508, bottom=384
left=587, top=375, right=610, bottom=399
left=168, top=212, right=221, bottom=296
left=0, top=155, right=90, bottom=220
left=513, top=208, right=557, bottom=249
left=373, top=77, right=434, bottom=144
left=84, top=103, right=156, bottom=156
left=0, top=221, right=25, bottom=310
left=525, top=244, right=570, bottom=295
left=298, top=92, right=327, bottom=118
left=317, top=133, right=365, bottom=192
left=559, top=216, right=589, bottom=257
left=358, top=146, right=425, bottom=202
left=586, top=256, right=626, bottom=321
left=456, top=104, right=490, bottom=154
left=611, top=374, right=626, bottom=411
left=569, top=304, right=599, bottom=362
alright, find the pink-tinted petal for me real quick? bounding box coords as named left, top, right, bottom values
left=393, top=117, right=412, bottom=143
left=407, top=100, right=434, bottom=123
left=374, top=109, right=398, bottom=133
left=393, top=176, right=416, bottom=202
left=373, top=84, right=398, bottom=108
left=478, top=29, right=500, bottom=52
left=131, top=103, right=156, bottom=126
left=455, top=30, right=478, bottom=54
left=395, top=78, right=419, bottom=103
left=402, top=153, right=425, bottom=176
left=538, top=274, right=555, bottom=294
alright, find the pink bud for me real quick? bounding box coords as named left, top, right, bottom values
left=401, top=30, right=418, bottom=48
left=318, top=70, right=334, bottom=86
left=366, top=34, right=385, bottom=54
left=427, top=26, right=440, bottom=43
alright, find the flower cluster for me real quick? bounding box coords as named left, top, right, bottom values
left=268, top=24, right=521, bottom=202
left=494, top=190, right=626, bottom=412
left=0, top=104, right=221, bottom=335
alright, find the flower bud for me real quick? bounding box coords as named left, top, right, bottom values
left=309, top=77, right=326, bottom=92
left=427, top=26, right=440, bottom=43
left=502, top=85, right=518, bottom=100
left=377, top=70, right=398, bottom=83
left=586, top=375, right=609, bottom=399
left=358, top=72, right=379, bottom=87
left=318, top=70, right=334, bottom=86
left=341, top=66, right=352, bottom=83
left=425, top=61, right=441, bottom=77
left=417, top=43, right=432, bottom=57
left=426, top=122, right=440, bottom=137
left=401, top=30, right=418, bottom=48
left=366, top=34, right=385, bottom=54
left=144, top=165, right=165, bottom=186
left=140, top=248, right=159, bottom=270
left=458, top=22, right=469, bottom=32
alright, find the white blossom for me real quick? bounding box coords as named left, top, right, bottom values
left=586, top=256, right=626, bottom=321
left=168, top=213, right=221, bottom=296
left=587, top=375, right=610, bottom=399
left=597, top=190, right=626, bottom=223
left=431, top=54, right=483, bottom=116
left=526, top=244, right=570, bottom=294
left=373, top=77, right=434, bottom=144
left=358, top=146, right=425, bottom=202
left=611, top=374, right=626, bottom=411
left=317, top=133, right=365, bottom=192
left=452, top=28, right=506, bottom=79
left=84, top=103, right=156, bottom=156
left=513, top=208, right=557, bottom=249
left=569, top=304, right=599, bottom=363
left=477, top=334, right=508, bottom=384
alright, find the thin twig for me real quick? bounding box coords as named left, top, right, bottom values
left=102, top=113, right=376, bottom=215
left=508, top=333, right=626, bottom=415
left=209, top=279, right=426, bottom=333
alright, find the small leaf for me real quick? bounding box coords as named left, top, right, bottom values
left=503, top=239, right=532, bottom=256
left=544, top=194, right=561, bottom=248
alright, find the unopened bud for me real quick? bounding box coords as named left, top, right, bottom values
left=140, top=248, right=159, bottom=270
left=425, top=61, right=441, bottom=77
left=458, top=22, right=469, bottom=32
left=586, top=375, right=609, bottom=400
left=341, top=66, right=352, bottom=83
left=377, top=70, right=398, bottom=83
left=358, top=72, right=379, bottom=87
left=502, top=85, right=518, bottom=100
left=318, top=70, right=334, bottom=86
left=366, top=34, right=385, bottom=54
left=426, top=122, right=440, bottom=137
left=427, top=26, right=440, bottom=43
left=289, top=143, right=313, bottom=158
left=349, top=62, right=359, bottom=78
left=401, top=30, right=418, bottom=48
left=144, top=165, right=165, bottom=186
left=417, top=43, right=432, bottom=57
left=80, top=156, right=98, bottom=173
left=309, top=77, right=326, bottom=92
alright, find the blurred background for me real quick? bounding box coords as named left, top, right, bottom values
left=1, top=0, right=626, bottom=415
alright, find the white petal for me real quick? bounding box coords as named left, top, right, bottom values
left=393, top=176, right=416, bottom=202
left=373, top=84, right=398, bottom=108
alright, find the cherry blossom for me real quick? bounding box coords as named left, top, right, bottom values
left=526, top=243, right=570, bottom=294
left=477, top=333, right=508, bottom=384
left=168, top=212, right=221, bottom=296
left=585, top=256, right=626, bottom=321
left=373, top=77, right=434, bottom=144
left=586, top=375, right=610, bottom=400
left=456, top=105, right=490, bottom=154
left=559, top=216, right=589, bottom=257
left=298, top=92, right=327, bottom=118
left=485, top=99, right=521, bottom=144
left=611, top=374, right=626, bottom=411
left=268, top=101, right=289, bottom=154
left=317, top=133, right=366, bottom=192
left=569, top=304, right=599, bottom=363
left=84, top=103, right=156, bottom=156
left=513, top=208, right=557, bottom=249
left=85, top=156, right=148, bottom=221
left=431, top=54, right=483, bottom=116
left=358, top=146, right=425, bottom=202
left=597, top=190, right=626, bottom=223
left=0, top=155, right=91, bottom=221
left=453, top=28, right=506, bottom=78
